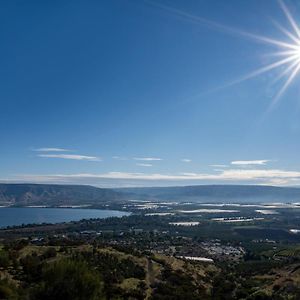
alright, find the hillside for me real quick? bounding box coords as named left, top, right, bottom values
left=1, top=241, right=300, bottom=299
left=0, top=184, right=125, bottom=206
left=0, top=243, right=217, bottom=299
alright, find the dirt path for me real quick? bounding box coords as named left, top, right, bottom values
left=145, top=258, right=155, bottom=299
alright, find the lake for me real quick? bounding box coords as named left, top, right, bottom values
left=0, top=207, right=130, bottom=228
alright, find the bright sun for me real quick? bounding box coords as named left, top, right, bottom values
left=202, top=0, right=300, bottom=108
left=154, top=0, right=300, bottom=108
left=242, top=0, right=300, bottom=106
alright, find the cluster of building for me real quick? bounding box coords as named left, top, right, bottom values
left=200, top=240, right=245, bottom=261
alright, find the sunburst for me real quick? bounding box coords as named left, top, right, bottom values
left=149, top=0, right=300, bottom=108
left=242, top=0, right=300, bottom=107
left=202, top=0, right=300, bottom=107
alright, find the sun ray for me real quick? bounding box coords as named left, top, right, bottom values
left=271, top=19, right=300, bottom=43
left=226, top=54, right=300, bottom=87
left=271, top=60, right=300, bottom=107
left=266, top=50, right=300, bottom=57
left=147, top=0, right=299, bottom=50
left=244, top=34, right=299, bottom=50
left=271, top=58, right=300, bottom=84
left=278, top=0, right=300, bottom=38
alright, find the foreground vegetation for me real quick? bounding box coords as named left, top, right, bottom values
left=0, top=241, right=217, bottom=300
left=1, top=238, right=300, bottom=299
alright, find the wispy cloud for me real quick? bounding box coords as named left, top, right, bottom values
left=180, top=172, right=198, bottom=176
left=34, top=147, right=71, bottom=152
left=134, top=157, right=162, bottom=161
left=38, top=154, right=101, bottom=162
left=136, top=163, right=153, bottom=167
left=112, top=156, right=128, bottom=160
left=210, top=164, right=228, bottom=168
left=181, top=159, right=192, bottom=163
left=231, top=160, right=270, bottom=166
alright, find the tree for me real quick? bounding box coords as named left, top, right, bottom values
left=32, top=259, right=105, bottom=300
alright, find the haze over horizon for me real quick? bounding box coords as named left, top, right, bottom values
left=1, top=0, right=300, bottom=187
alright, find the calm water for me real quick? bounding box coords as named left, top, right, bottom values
left=0, top=207, right=130, bottom=228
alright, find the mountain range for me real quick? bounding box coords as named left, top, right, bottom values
left=1, top=183, right=300, bottom=206
left=116, top=185, right=300, bottom=203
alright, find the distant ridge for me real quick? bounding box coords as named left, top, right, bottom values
left=116, top=184, right=300, bottom=203
left=0, top=184, right=125, bottom=206
left=1, top=184, right=300, bottom=206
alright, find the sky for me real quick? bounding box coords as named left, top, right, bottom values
left=1, top=0, right=300, bottom=187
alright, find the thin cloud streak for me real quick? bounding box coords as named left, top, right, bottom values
left=181, top=159, right=192, bottom=163
left=34, top=148, right=71, bottom=152
left=210, top=164, right=228, bottom=168
left=231, top=160, right=270, bottom=166
left=134, top=157, right=162, bottom=161
left=38, top=154, right=102, bottom=162
left=112, top=156, right=128, bottom=160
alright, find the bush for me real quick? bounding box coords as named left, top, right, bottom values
left=42, top=247, right=57, bottom=259
left=0, top=279, right=19, bottom=300
left=0, top=250, right=10, bottom=268
left=20, top=254, right=42, bottom=281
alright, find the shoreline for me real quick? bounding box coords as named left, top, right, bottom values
left=0, top=207, right=131, bottom=230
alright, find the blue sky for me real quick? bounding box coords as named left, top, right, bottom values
left=1, top=0, right=300, bottom=187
